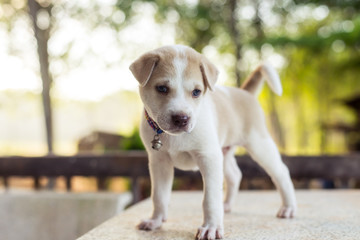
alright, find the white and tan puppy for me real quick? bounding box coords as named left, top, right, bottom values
left=129, top=45, right=296, bottom=240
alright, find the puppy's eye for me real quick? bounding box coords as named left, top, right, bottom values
left=192, top=89, right=202, bottom=98
left=156, top=85, right=169, bottom=94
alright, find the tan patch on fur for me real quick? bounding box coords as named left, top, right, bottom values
left=131, top=46, right=219, bottom=94
left=182, top=48, right=219, bottom=92
left=183, top=48, right=202, bottom=79
left=182, top=48, right=206, bottom=91
left=240, top=66, right=263, bottom=94
left=129, top=53, right=160, bottom=86
left=149, top=47, right=178, bottom=83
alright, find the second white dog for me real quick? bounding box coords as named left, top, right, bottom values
left=129, top=45, right=296, bottom=240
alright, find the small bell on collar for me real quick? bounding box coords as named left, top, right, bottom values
left=151, top=134, right=162, bottom=150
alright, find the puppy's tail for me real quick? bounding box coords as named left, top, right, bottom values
left=241, top=62, right=282, bottom=96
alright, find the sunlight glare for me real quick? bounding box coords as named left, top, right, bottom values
left=54, top=64, right=138, bottom=102
left=1, top=1, right=177, bottom=101
left=0, top=56, right=41, bottom=91
left=47, top=1, right=176, bottom=101
left=312, top=5, right=329, bottom=21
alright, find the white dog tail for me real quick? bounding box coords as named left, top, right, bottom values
left=241, top=63, right=282, bottom=96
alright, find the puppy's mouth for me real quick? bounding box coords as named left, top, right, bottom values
left=166, top=126, right=192, bottom=135
left=159, top=114, right=194, bottom=135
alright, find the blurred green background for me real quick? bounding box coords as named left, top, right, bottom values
left=1, top=0, right=359, bottom=156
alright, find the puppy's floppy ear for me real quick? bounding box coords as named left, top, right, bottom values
left=129, top=53, right=160, bottom=87
left=200, top=56, right=219, bottom=91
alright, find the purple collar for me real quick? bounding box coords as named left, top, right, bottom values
left=144, top=110, right=164, bottom=135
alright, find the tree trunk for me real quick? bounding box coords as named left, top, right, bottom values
left=28, top=0, right=53, bottom=154
left=253, top=0, right=286, bottom=150
left=228, top=0, right=242, bottom=87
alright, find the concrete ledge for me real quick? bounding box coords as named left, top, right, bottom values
left=78, top=190, right=360, bottom=240
left=0, top=190, right=132, bottom=240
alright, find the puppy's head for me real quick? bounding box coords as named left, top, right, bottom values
left=130, top=45, right=218, bottom=135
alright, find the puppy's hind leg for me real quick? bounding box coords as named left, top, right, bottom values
left=223, top=146, right=242, bottom=213
left=245, top=131, right=297, bottom=218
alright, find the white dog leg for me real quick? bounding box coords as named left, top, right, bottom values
left=138, top=156, right=174, bottom=230
left=195, top=151, right=224, bottom=240
left=223, top=147, right=242, bottom=213
left=246, top=132, right=297, bottom=218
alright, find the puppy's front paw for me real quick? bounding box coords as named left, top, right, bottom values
left=137, top=219, right=162, bottom=231
left=195, top=225, right=224, bottom=240
left=276, top=205, right=296, bottom=218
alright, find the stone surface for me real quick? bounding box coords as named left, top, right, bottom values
left=0, top=190, right=132, bottom=240
left=78, top=190, right=360, bottom=240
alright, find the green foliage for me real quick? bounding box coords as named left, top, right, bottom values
left=251, top=16, right=360, bottom=51
left=254, top=1, right=360, bottom=154
left=294, top=0, right=360, bottom=9
left=116, top=0, right=235, bottom=52
left=121, top=128, right=145, bottom=150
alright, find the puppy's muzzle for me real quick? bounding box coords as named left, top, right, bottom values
left=172, top=114, right=190, bottom=128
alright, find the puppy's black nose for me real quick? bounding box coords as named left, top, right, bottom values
left=172, top=114, right=190, bottom=127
